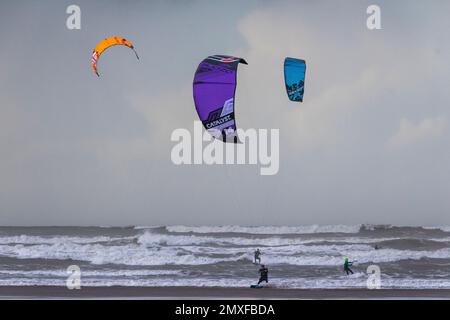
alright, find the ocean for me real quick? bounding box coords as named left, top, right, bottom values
left=1, top=225, right=450, bottom=289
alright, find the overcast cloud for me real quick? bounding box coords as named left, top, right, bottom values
left=0, top=0, right=449, bottom=226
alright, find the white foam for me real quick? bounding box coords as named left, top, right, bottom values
left=0, top=269, right=181, bottom=277
left=165, top=225, right=362, bottom=235
left=2, top=234, right=450, bottom=267
left=2, top=276, right=450, bottom=289
left=424, top=226, right=450, bottom=233
left=0, top=234, right=133, bottom=245
left=136, top=230, right=385, bottom=248
left=0, top=241, right=241, bottom=266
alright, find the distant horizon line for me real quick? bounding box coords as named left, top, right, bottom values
left=0, top=223, right=447, bottom=228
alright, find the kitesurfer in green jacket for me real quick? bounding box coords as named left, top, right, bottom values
left=344, top=257, right=354, bottom=275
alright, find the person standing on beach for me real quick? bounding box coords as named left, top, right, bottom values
left=254, top=249, right=261, bottom=264
left=257, top=264, right=269, bottom=285
left=344, top=257, right=354, bottom=275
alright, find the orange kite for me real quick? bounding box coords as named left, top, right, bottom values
left=91, top=37, right=139, bottom=77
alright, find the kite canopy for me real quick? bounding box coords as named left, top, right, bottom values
left=284, top=57, right=306, bottom=102
left=91, top=37, right=139, bottom=77
left=193, top=55, right=247, bottom=143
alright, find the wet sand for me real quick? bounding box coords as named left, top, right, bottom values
left=1, top=286, right=450, bottom=299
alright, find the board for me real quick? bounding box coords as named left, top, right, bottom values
left=250, top=285, right=264, bottom=289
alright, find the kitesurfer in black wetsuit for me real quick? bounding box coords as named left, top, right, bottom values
left=257, top=265, right=269, bottom=285
left=254, top=249, right=261, bottom=264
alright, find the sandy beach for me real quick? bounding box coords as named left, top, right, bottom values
left=1, top=286, right=450, bottom=300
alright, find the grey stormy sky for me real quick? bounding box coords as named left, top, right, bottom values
left=0, top=0, right=449, bottom=226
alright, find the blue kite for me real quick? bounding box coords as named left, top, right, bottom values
left=284, top=57, right=306, bottom=102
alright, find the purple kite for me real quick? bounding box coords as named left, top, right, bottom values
left=193, top=55, right=248, bottom=143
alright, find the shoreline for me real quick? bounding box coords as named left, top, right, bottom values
left=1, top=286, right=450, bottom=299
